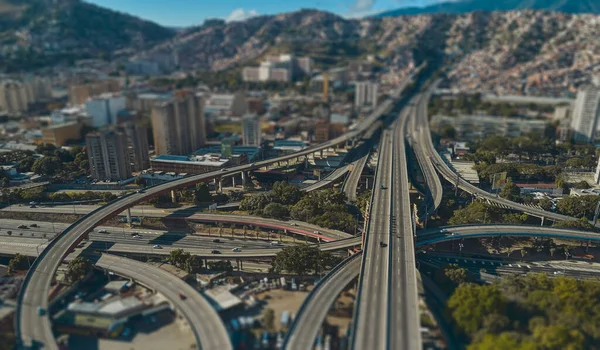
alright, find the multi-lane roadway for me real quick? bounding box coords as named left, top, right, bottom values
left=389, top=103, right=421, bottom=350
left=352, top=127, right=393, bottom=350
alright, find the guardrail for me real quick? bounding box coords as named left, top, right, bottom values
left=282, top=252, right=362, bottom=348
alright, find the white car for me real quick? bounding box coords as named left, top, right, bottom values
left=133, top=234, right=142, bottom=239
left=440, top=228, right=448, bottom=233
left=98, top=229, right=108, bottom=233
left=290, top=223, right=298, bottom=226
left=232, top=247, right=242, bottom=252
left=270, top=241, right=281, bottom=246
left=153, top=245, right=162, bottom=249
left=451, top=232, right=459, bottom=236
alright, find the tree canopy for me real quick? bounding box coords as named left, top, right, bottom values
left=271, top=245, right=340, bottom=275
left=66, top=257, right=93, bottom=283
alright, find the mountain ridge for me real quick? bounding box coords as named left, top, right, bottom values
left=377, top=0, right=600, bottom=17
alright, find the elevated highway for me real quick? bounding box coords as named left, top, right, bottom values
left=389, top=103, right=421, bottom=349
left=417, top=83, right=575, bottom=223
left=284, top=253, right=362, bottom=349
left=16, top=74, right=416, bottom=350
left=351, top=127, right=393, bottom=350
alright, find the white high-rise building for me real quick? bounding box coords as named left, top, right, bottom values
left=354, top=82, right=379, bottom=108
left=242, top=114, right=262, bottom=147
left=85, top=93, right=126, bottom=127
left=570, top=87, right=600, bottom=143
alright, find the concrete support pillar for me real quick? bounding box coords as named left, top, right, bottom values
left=171, top=190, right=177, bottom=203
left=236, top=259, right=240, bottom=271
left=218, top=179, right=223, bottom=193
left=541, top=216, right=545, bottom=226
left=366, top=177, right=369, bottom=189
left=319, top=150, right=323, bottom=158
left=241, top=171, right=247, bottom=186
left=232, top=177, right=236, bottom=188
left=240, top=260, right=243, bottom=270
left=126, top=208, right=132, bottom=224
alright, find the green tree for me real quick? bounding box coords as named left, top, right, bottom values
left=271, top=181, right=302, bottom=205
left=573, top=180, right=591, bottom=189
left=556, top=195, right=600, bottom=220
left=532, top=325, right=585, bottom=350
left=7, top=253, right=29, bottom=275
left=66, top=257, right=93, bottom=283
left=134, top=175, right=147, bottom=187
left=500, top=179, right=521, bottom=202
left=440, top=124, right=457, bottom=139
left=271, top=245, right=337, bottom=275
left=263, top=308, right=275, bottom=331
left=448, top=202, right=502, bottom=225
left=35, top=143, right=58, bottom=156
left=262, top=202, right=290, bottom=219
left=31, top=156, right=62, bottom=176
left=552, top=218, right=594, bottom=231
left=194, top=182, right=212, bottom=203
left=468, top=333, right=537, bottom=350
left=17, top=156, right=36, bottom=173
left=447, top=284, right=506, bottom=335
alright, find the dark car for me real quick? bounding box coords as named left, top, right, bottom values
left=179, top=293, right=187, bottom=300
left=379, top=241, right=387, bottom=248
left=30, top=224, right=38, bottom=228
left=211, top=250, right=221, bottom=254
left=213, top=239, right=222, bottom=243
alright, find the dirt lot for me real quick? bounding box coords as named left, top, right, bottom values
left=255, top=289, right=310, bottom=331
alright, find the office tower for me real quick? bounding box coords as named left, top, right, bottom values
left=151, top=93, right=206, bottom=155
left=241, top=114, right=261, bottom=147
left=571, top=86, right=600, bottom=143
left=86, top=130, right=132, bottom=181
left=122, top=123, right=150, bottom=171
left=354, top=82, right=379, bottom=108
left=85, top=93, right=126, bottom=127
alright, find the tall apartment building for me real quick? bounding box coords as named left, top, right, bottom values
left=85, top=93, right=126, bottom=127
left=121, top=123, right=150, bottom=171
left=242, top=114, right=262, bottom=147
left=314, top=120, right=331, bottom=143
left=151, top=93, right=206, bottom=156
left=0, top=81, right=28, bottom=114
left=570, top=86, right=600, bottom=143
left=355, top=82, right=379, bottom=108
left=68, top=80, right=120, bottom=105
left=0, top=77, right=53, bottom=115
left=86, top=130, right=132, bottom=181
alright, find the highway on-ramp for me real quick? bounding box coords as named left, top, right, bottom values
left=95, top=254, right=231, bottom=350
left=284, top=253, right=362, bottom=349
left=417, top=83, right=576, bottom=223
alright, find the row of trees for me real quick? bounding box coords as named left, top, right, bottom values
left=271, top=245, right=341, bottom=275
left=448, top=202, right=529, bottom=226
left=168, top=249, right=203, bottom=273
left=448, top=274, right=600, bottom=349
left=240, top=182, right=358, bottom=233
left=0, top=188, right=117, bottom=204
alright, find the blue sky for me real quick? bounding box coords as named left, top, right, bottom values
left=87, top=0, right=443, bottom=27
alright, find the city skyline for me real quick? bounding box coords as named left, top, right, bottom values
left=87, top=0, right=443, bottom=26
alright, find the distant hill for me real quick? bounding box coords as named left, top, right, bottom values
left=377, top=0, right=600, bottom=17
left=0, top=0, right=175, bottom=72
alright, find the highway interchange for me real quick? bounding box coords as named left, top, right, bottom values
left=13, top=73, right=600, bottom=350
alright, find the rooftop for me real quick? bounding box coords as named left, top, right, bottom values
left=152, top=154, right=229, bottom=167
